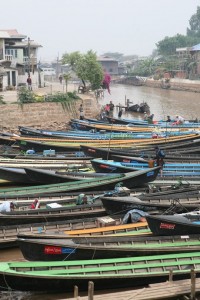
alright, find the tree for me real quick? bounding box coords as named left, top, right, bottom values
left=131, top=58, right=157, bottom=76
left=62, top=51, right=81, bottom=71
left=187, top=6, right=200, bottom=38
left=63, top=73, right=71, bottom=93
left=156, top=34, right=189, bottom=56
left=62, top=50, right=103, bottom=91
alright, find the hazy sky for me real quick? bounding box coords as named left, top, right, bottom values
left=1, top=0, right=199, bottom=61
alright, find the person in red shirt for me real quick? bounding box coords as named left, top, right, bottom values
left=27, top=75, right=32, bottom=91
left=30, top=199, right=40, bottom=209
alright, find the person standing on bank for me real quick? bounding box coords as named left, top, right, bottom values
left=109, top=101, right=114, bottom=117
left=27, top=75, right=32, bottom=91
left=79, top=104, right=84, bottom=120
left=166, top=115, right=171, bottom=122
left=118, top=108, right=123, bottom=118
left=154, top=146, right=165, bottom=177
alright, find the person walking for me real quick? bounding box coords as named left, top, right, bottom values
left=27, top=75, right=32, bottom=91
left=154, top=146, right=165, bottom=177
left=59, top=74, right=63, bottom=84
left=79, top=104, right=84, bottom=120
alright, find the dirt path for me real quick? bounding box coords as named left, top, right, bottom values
left=1, top=81, right=92, bottom=103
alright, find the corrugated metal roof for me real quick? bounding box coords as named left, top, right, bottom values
left=191, top=43, right=200, bottom=51
left=0, top=29, right=26, bottom=39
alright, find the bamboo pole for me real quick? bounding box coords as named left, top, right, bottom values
left=169, top=269, right=173, bottom=282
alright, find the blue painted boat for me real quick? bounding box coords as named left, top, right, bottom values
left=91, top=159, right=200, bottom=177
left=70, top=118, right=200, bottom=131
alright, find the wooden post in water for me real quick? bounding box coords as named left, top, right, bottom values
left=74, top=285, right=79, bottom=298
left=169, top=269, right=173, bottom=282
left=191, top=268, right=196, bottom=300
left=88, top=281, right=94, bottom=300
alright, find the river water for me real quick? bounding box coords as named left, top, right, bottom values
left=102, top=84, right=200, bottom=120
left=0, top=84, right=200, bottom=299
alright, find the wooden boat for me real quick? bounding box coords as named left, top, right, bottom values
left=0, top=167, right=33, bottom=183
left=0, top=167, right=160, bottom=197
left=1, top=252, right=200, bottom=291
left=0, top=157, right=92, bottom=169
left=18, top=125, right=160, bottom=140
left=91, top=159, right=200, bottom=177
left=106, top=116, right=200, bottom=127
left=17, top=234, right=200, bottom=261
left=112, top=153, right=200, bottom=163
left=16, top=133, right=200, bottom=153
left=24, top=168, right=119, bottom=184
left=18, top=221, right=150, bottom=240
left=100, top=195, right=200, bottom=216
left=0, top=218, right=149, bottom=249
left=146, top=214, right=200, bottom=236
left=17, top=139, right=80, bottom=152
left=70, top=119, right=200, bottom=131
left=0, top=149, right=92, bottom=160
left=80, top=144, right=200, bottom=161
left=0, top=203, right=106, bottom=226
left=138, top=186, right=200, bottom=200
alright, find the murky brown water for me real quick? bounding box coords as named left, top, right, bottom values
left=0, top=84, right=199, bottom=299
left=102, top=84, right=200, bottom=120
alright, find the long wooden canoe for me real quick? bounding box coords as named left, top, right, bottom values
left=24, top=168, right=118, bottom=184
left=1, top=252, right=200, bottom=291
left=0, top=203, right=106, bottom=226
left=0, top=219, right=149, bottom=249
left=100, top=195, right=200, bottom=215
left=0, top=167, right=160, bottom=197
left=17, top=235, right=200, bottom=261
left=16, top=133, right=200, bottom=152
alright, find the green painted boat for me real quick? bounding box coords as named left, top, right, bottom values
left=0, top=252, right=200, bottom=291
left=0, top=167, right=160, bottom=197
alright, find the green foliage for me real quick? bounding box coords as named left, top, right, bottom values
left=0, top=94, right=5, bottom=104
left=63, top=73, right=71, bottom=93
left=156, top=34, right=190, bottom=56
left=17, top=87, right=36, bottom=103
left=67, top=91, right=80, bottom=99
left=62, top=50, right=104, bottom=90
left=131, top=58, right=157, bottom=76
left=62, top=52, right=82, bottom=71
left=44, top=92, right=80, bottom=103
left=187, top=6, right=200, bottom=38
left=156, top=7, right=200, bottom=58
left=17, top=87, right=80, bottom=104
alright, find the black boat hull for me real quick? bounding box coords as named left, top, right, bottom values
left=0, top=271, right=195, bottom=292
left=146, top=215, right=200, bottom=235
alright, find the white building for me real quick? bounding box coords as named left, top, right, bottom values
left=0, top=29, right=43, bottom=91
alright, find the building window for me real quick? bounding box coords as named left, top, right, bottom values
left=5, top=49, right=18, bottom=58
left=109, top=68, right=113, bottom=72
